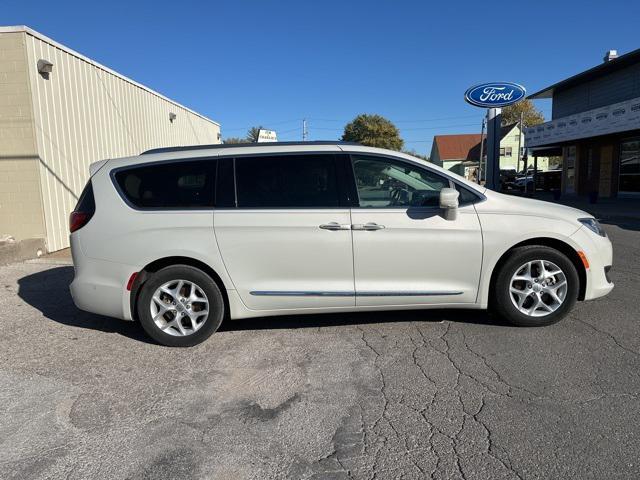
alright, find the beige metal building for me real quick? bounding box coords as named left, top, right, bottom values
left=0, top=26, right=221, bottom=252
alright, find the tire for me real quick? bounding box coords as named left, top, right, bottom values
left=492, top=246, right=579, bottom=327
left=137, top=265, right=224, bottom=347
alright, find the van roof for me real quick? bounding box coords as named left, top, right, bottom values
left=141, top=141, right=361, bottom=155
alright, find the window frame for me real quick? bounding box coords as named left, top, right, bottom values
left=618, top=136, right=640, bottom=194
left=345, top=153, right=485, bottom=209
left=222, top=152, right=351, bottom=210
left=110, top=157, right=218, bottom=211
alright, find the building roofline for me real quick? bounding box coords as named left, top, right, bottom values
left=0, top=25, right=220, bottom=127
left=528, top=47, right=640, bottom=100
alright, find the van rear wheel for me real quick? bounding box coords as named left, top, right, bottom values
left=137, top=265, right=224, bottom=347
left=493, top=246, right=579, bottom=327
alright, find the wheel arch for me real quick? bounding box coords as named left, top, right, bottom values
left=130, top=256, right=230, bottom=322
left=488, top=237, right=587, bottom=305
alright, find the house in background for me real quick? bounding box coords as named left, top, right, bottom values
left=430, top=123, right=549, bottom=180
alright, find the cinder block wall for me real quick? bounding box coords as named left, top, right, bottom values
left=0, top=31, right=45, bottom=242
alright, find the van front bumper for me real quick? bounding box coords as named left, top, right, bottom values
left=570, top=226, right=614, bottom=301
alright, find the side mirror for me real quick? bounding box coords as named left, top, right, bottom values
left=439, top=188, right=459, bottom=221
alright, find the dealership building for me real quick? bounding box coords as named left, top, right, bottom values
left=0, top=26, right=221, bottom=253
left=525, top=48, right=640, bottom=199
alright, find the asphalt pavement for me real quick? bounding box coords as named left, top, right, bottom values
left=0, top=218, right=638, bottom=479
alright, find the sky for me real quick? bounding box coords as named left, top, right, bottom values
left=4, top=0, right=640, bottom=155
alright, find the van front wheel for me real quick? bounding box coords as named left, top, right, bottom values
left=493, top=246, right=579, bottom=327
left=137, top=265, right=224, bottom=346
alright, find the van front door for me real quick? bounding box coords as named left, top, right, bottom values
left=348, top=155, right=483, bottom=307
left=214, top=153, right=355, bottom=311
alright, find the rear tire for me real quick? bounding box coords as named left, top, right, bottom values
left=492, top=246, right=579, bottom=327
left=137, top=265, right=224, bottom=347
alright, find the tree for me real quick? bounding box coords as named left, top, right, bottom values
left=223, top=136, right=247, bottom=144
left=223, top=125, right=264, bottom=144
left=403, top=149, right=429, bottom=161
left=341, top=114, right=404, bottom=151
left=501, top=99, right=545, bottom=127
left=246, top=126, right=264, bottom=143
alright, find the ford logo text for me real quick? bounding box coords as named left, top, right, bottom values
left=464, top=82, right=526, bottom=108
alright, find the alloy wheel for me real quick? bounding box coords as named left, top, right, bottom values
left=150, top=279, right=209, bottom=336
left=509, top=260, right=568, bottom=317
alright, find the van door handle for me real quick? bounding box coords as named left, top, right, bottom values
left=352, top=223, right=385, bottom=231
left=319, top=222, right=351, bottom=231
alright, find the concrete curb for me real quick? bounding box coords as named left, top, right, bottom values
left=0, top=238, right=46, bottom=266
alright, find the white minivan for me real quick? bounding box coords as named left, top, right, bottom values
left=69, top=142, right=613, bottom=347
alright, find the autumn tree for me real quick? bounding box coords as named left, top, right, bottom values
left=501, top=99, right=545, bottom=127
left=341, top=114, right=404, bottom=151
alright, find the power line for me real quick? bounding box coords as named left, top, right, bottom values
left=222, top=113, right=485, bottom=135
left=308, top=114, right=481, bottom=124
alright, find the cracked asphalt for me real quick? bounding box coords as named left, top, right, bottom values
left=1, top=220, right=639, bottom=479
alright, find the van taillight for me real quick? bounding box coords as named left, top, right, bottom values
left=70, top=181, right=96, bottom=233
left=69, top=211, right=91, bottom=233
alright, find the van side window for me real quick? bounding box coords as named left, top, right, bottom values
left=114, top=160, right=215, bottom=208
left=235, top=154, right=340, bottom=208
left=351, top=155, right=449, bottom=208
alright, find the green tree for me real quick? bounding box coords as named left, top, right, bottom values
left=246, top=126, right=264, bottom=143
left=341, top=114, right=404, bottom=150
left=223, top=136, right=247, bottom=144
left=223, top=125, right=265, bottom=144
left=403, top=149, right=429, bottom=161
left=501, top=99, right=545, bottom=127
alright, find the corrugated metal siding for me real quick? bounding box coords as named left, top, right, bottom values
left=23, top=32, right=220, bottom=252
left=553, top=63, right=640, bottom=119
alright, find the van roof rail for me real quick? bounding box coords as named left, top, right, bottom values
left=141, top=141, right=361, bottom=155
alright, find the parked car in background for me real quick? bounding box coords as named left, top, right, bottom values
left=515, top=174, right=535, bottom=191
left=500, top=169, right=517, bottom=190
left=69, top=142, right=614, bottom=346
left=536, top=169, right=563, bottom=191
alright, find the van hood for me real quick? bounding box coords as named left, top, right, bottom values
left=478, top=190, right=592, bottom=222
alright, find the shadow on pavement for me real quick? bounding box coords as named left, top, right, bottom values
left=600, top=218, right=640, bottom=232
left=17, top=266, right=512, bottom=342
left=219, top=306, right=511, bottom=332
left=17, top=266, right=153, bottom=344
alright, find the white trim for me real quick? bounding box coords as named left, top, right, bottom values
left=0, top=25, right=220, bottom=127
left=524, top=96, right=640, bottom=148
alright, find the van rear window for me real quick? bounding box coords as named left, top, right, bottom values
left=114, top=160, right=215, bottom=209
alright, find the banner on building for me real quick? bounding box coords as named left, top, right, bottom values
left=525, top=96, right=640, bottom=148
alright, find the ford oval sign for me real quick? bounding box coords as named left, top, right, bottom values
left=464, top=82, right=526, bottom=108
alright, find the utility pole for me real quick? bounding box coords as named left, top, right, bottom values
left=517, top=112, right=523, bottom=173
left=478, top=117, right=486, bottom=184
left=302, top=118, right=308, bottom=141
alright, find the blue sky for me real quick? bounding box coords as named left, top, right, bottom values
left=4, top=0, right=640, bottom=154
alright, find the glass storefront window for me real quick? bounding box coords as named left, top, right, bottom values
left=564, top=146, right=576, bottom=194
left=620, top=138, right=640, bottom=193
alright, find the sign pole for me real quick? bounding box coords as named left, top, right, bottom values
left=485, top=107, right=502, bottom=190
left=478, top=117, right=486, bottom=184
left=464, top=82, right=526, bottom=189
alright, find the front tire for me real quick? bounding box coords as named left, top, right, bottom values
left=137, top=265, right=224, bottom=346
left=492, top=246, right=579, bottom=327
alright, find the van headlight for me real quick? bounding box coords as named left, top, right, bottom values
left=579, top=218, right=606, bottom=237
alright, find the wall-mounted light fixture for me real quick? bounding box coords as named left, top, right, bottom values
left=37, top=59, right=53, bottom=79
left=169, top=112, right=177, bottom=123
